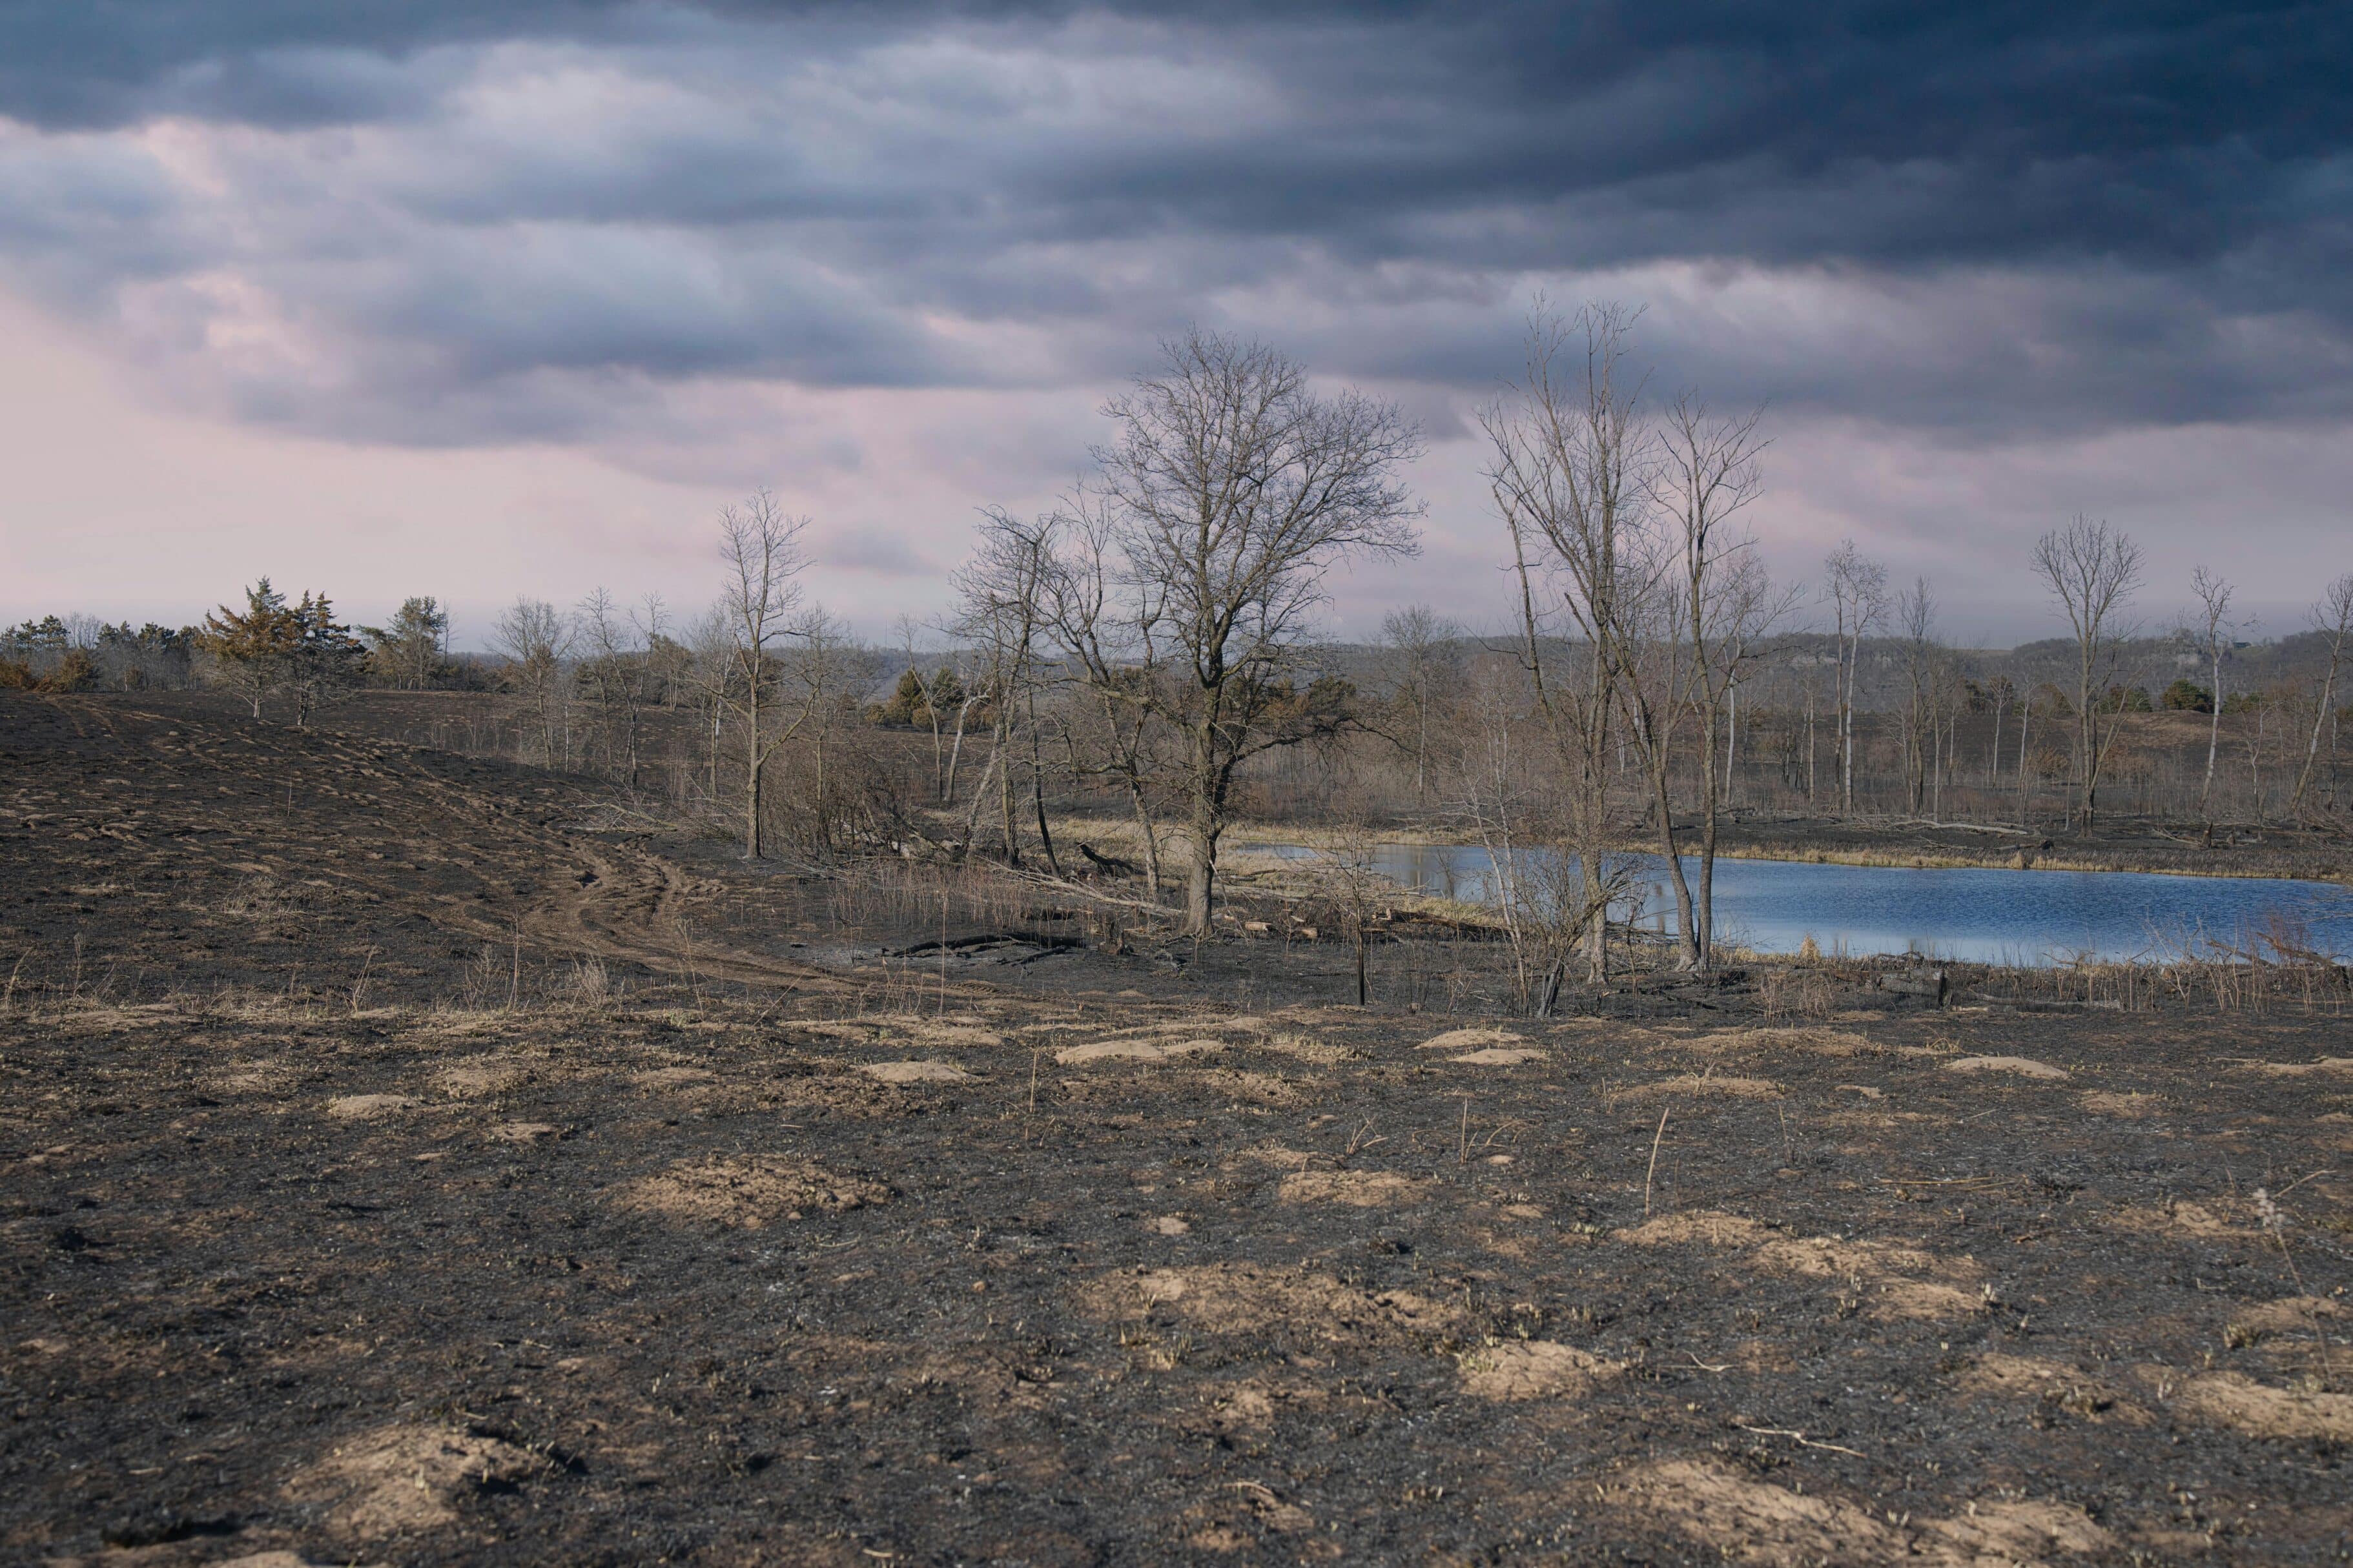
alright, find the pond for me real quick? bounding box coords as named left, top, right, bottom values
left=1243, top=842, right=2353, bottom=965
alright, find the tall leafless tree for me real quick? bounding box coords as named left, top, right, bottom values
left=715, top=489, right=812, bottom=859
left=1822, top=541, right=1887, bottom=817
left=1654, top=391, right=1787, bottom=965
left=2290, top=572, right=2353, bottom=816
left=1378, top=605, right=1461, bottom=809
left=1037, top=493, right=1172, bottom=896
left=956, top=508, right=1058, bottom=870
left=2186, top=565, right=2235, bottom=840
left=2031, top=514, right=2144, bottom=831
left=493, top=596, right=572, bottom=766
left=1897, top=577, right=1938, bottom=811
left=1485, top=303, right=1647, bottom=981
left=1087, top=327, right=1422, bottom=934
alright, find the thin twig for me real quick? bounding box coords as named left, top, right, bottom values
left=1643, top=1106, right=1671, bottom=1217
left=1736, top=1424, right=1864, bottom=1458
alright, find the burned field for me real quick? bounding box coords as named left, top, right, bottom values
left=5, top=697, right=2352, bottom=1565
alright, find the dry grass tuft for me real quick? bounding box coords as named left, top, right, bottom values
left=614, top=1156, right=890, bottom=1227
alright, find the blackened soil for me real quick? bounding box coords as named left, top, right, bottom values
left=5, top=695, right=2352, bottom=1566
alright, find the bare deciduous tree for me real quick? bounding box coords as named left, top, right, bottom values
left=715, top=489, right=811, bottom=859
left=2031, top=514, right=2144, bottom=830
left=2187, top=565, right=2235, bottom=840
left=1822, top=541, right=1887, bottom=817
left=493, top=596, right=573, bottom=765
left=2290, top=572, right=2353, bottom=816
left=1378, top=605, right=1461, bottom=808
left=956, top=509, right=1058, bottom=870
left=1656, top=392, right=1787, bottom=965
left=1086, top=327, right=1422, bottom=933
left=1484, top=303, right=1646, bottom=983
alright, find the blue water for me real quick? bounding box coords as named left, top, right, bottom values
left=1246, top=842, right=2353, bottom=965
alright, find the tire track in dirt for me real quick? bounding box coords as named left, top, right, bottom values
left=8, top=696, right=847, bottom=995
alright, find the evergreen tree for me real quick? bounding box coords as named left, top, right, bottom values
left=287, top=593, right=369, bottom=726
left=201, top=579, right=302, bottom=718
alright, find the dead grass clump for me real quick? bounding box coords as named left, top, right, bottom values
left=1625, top=1460, right=2112, bottom=1566
left=436, top=1059, right=528, bottom=1098
left=1257, top=1032, right=1358, bottom=1066
left=2155, top=1370, right=2353, bottom=1440
left=858, top=1059, right=973, bottom=1084
left=1957, top=1354, right=2151, bottom=1424
left=615, top=1156, right=890, bottom=1228
left=1415, top=1027, right=1532, bottom=1053
left=1620, top=1072, right=1783, bottom=1100
left=1618, top=1208, right=1985, bottom=1319
left=1449, top=1046, right=1547, bottom=1065
left=1624, top=1460, right=1907, bottom=1564
left=1945, top=1054, right=2071, bottom=1081
left=560, top=955, right=615, bottom=1003
left=285, top=1423, right=546, bottom=1538
left=1757, top=966, right=1836, bottom=1021
left=1082, top=1264, right=1464, bottom=1345
left=1056, top=1038, right=1225, bottom=1065
left=1696, top=1026, right=1876, bottom=1057
left=324, top=1093, right=417, bottom=1121
left=804, top=1018, right=1006, bottom=1051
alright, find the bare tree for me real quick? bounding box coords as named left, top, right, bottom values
left=1822, top=541, right=1887, bottom=817
left=891, top=615, right=961, bottom=804
left=1038, top=494, right=1172, bottom=895
left=1378, top=605, right=1461, bottom=808
left=2030, top=514, right=2144, bottom=831
left=1087, top=328, right=1422, bottom=934
left=1485, top=302, right=1648, bottom=981
left=1897, top=577, right=1938, bottom=811
left=1655, top=392, right=1787, bottom=965
left=956, top=509, right=1058, bottom=870
left=2291, top=572, right=2353, bottom=816
left=493, top=596, right=573, bottom=765
left=576, top=587, right=649, bottom=788
left=715, top=489, right=812, bottom=859
left=2186, top=566, right=2235, bottom=840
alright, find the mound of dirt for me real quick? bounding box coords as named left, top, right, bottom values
left=1415, top=1028, right=1531, bottom=1053
left=858, top=1060, right=974, bottom=1084
left=1627, top=1460, right=2110, bottom=1566
left=284, top=1423, right=545, bottom=1538
left=1082, top=1265, right=1464, bottom=1345
left=1694, top=1026, right=1878, bottom=1057
left=1621, top=1072, right=1783, bottom=1099
left=2159, top=1371, right=2353, bottom=1440
left=1945, top=1055, right=2070, bottom=1080
left=1457, top=1340, right=1619, bottom=1400
left=1276, top=1170, right=1433, bottom=1208
left=1619, top=1208, right=1984, bottom=1320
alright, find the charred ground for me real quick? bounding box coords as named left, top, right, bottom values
left=4, top=695, right=2350, bottom=1565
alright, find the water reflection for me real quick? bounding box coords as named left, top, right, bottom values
left=1245, top=842, right=2353, bottom=966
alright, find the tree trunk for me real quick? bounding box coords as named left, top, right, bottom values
left=1184, top=793, right=1218, bottom=935
left=2200, top=649, right=2223, bottom=840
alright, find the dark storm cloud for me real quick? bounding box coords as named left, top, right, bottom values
left=0, top=0, right=2340, bottom=444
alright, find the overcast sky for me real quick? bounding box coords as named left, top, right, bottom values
left=1, top=1, right=2345, bottom=647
